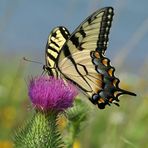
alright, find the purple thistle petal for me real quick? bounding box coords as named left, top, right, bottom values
left=28, top=76, right=78, bottom=112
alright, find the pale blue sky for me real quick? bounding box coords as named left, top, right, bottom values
left=0, top=0, right=147, bottom=70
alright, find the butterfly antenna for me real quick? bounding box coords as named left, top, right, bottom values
left=23, top=57, right=43, bottom=65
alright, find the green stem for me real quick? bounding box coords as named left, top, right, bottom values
left=14, top=110, right=63, bottom=148
left=46, top=111, right=64, bottom=148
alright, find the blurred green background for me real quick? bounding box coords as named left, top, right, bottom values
left=0, top=0, right=147, bottom=148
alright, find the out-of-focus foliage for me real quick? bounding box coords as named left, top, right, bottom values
left=0, top=58, right=31, bottom=148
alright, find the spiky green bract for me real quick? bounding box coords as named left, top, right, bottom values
left=14, top=110, right=64, bottom=148
left=65, top=99, right=89, bottom=148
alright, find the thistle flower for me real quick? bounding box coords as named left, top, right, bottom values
left=14, top=76, right=78, bottom=148
left=28, top=76, right=78, bottom=112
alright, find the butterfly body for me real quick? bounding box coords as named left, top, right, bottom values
left=44, top=7, right=136, bottom=109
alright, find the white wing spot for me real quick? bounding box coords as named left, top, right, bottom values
left=104, top=34, right=107, bottom=38
left=104, top=41, right=106, bottom=45
left=107, top=21, right=111, bottom=25
left=106, top=27, right=109, bottom=32
left=109, top=8, right=113, bottom=13
left=107, top=15, right=111, bottom=19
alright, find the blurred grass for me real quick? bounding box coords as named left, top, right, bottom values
left=0, top=56, right=147, bottom=148
left=0, top=58, right=31, bottom=148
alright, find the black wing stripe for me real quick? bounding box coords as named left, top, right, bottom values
left=46, top=52, right=56, bottom=61
left=63, top=45, right=71, bottom=57
left=47, top=45, right=59, bottom=54
left=70, top=29, right=86, bottom=49
left=79, top=29, right=86, bottom=37
left=59, top=27, right=70, bottom=40
left=71, top=36, right=79, bottom=48
left=50, top=40, right=60, bottom=48
left=63, top=45, right=94, bottom=90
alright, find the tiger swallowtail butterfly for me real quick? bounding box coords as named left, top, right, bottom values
left=44, top=7, right=136, bottom=109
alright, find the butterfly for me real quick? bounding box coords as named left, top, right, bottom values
left=43, top=7, right=136, bottom=109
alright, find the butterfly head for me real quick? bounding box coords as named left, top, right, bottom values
left=43, top=65, right=48, bottom=71
left=42, top=65, right=53, bottom=76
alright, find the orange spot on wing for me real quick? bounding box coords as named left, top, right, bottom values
left=98, top=98, right=105, bottom=103
left=108, top=68, right=113, bottom=76
left=94, top=51, right=100, bottom=58
left=102, top=59, right=108, bottom=66
left=109, top=98, right=113, bottom=102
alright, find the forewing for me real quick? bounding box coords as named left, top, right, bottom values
left=45, top=26, right=70, bottom=75
left=58, top=7, right=114, bottom=61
